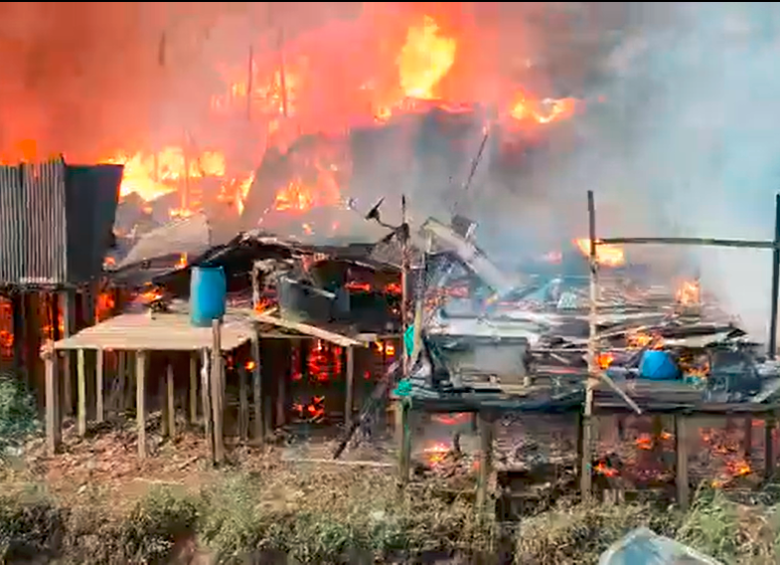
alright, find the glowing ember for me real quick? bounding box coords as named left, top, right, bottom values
left=574, top=238, right=625, bottom=267
left=594, top=461, right=619, bottom=478
left=597, top=352, right=615, bottom=370
left=374, top=341, right=396, bottom=357
left=510, top=93, right=578, bottom=125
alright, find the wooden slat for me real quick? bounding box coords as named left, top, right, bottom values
left=252, top=311, right=362, bottom=347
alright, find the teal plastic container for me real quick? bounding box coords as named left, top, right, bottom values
left=190, top=266, right=226, bottom=327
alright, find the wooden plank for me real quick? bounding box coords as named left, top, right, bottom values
left=167, top=364, right=176, bottom=439
left=675, top=414, right=690, bottom=511
left=345, top=346, right=355, bottom=427
left=77, top=348, right=86, bottom=437
left=43, top=344, right=60, bottom=455
left=95, top=349, right=104, bottom=423
left=136, top=350, right=147, bottom=459
left=252, top=311, right=361, bottom=347
left=210, top=319, right=225, bottom=464
left=600, top=236, right=776, bottom=249
left=189, top=353, right=198, bottom=424
left=251, top=333, right=263, bottom=441
left=398, top=399, right=412, bottom=485
left=239, top=365, right=249, bottom=441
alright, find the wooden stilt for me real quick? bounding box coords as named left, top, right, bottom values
left=765, top=413, right=776, bottom=481
left=11, top=293, right=25, bottom=384
left=95, top=349, right=104, bottom=423
left=77, top=348, right=86, bottom=436
left=239, top=364, right=249, bottom=441
left=159, top=372, right=169, bottom=438
left=251, top=332, right=263, bottom=442
left=743, top=415, right=753, bottom=463
left=345, top=346, right=355, bottom=427
left=136, top=350, right=147, bottom=459
left=675, top=414, right=690, bottom=511
left=61, top=291, right=75, bottom=416
left=398, top=399, right=412, bottom=485
left=211, top=319, right=225, bottom=464
left=477, top=411, right=495, bottom=518
left=276, top=341, right=289, bottom=429
left=189, top=353, right=198, bottom=424
left=166, top=363, right=175, bottom=439
left=200, top=348, right=213, bottom=460
left=43, top=343, right=60, bottom=454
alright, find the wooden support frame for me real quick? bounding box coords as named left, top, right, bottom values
left=476, top=411, right=495, bottom=520
left=211, top=319, right=225, bottom=464
left=200, top=348, right=214, bottom=460
left=136, top=350, right=147, bottom=459
left=398, top=398, right=412, bottom=486
left=239, top=364, right=249, bottom=441
left=60, top=290, right=75, bottom=417
left=166, top=364, right=176, bottom=440
left=189, top=353, right=198, bottom=424
left=95, top=349, right=104, bottom=423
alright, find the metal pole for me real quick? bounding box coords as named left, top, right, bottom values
left=769, top=194, right=780, bottom=359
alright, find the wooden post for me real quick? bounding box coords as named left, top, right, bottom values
left=159, top=372, right=169, bottom=437
left=200, top=348, right=214, bottom=460
left=476, top=411, right=494, bottom=518
left=211, top=319, right=225, bottom=464
left=345, top=346, right=355, bottom=427
left=95, top=349, right=104, bottom=423
left=11, top=293, right=25, bottom=383
left=77, top=348, right=87, bottom=436
left=744, top=415, right=753, bottom=463
left=189, top=353, right=198, bottom=424
left=398, top=398, right=412, bottom=485
left=276, top=341, right=289, bottom=429
left=765, top=413, right=776, bottom=481
left=166, top=363, right=176, bottom=440
left=400, top=195, right=409, bottom=378
left=43, top=342, right=60, bottom=454
left=239, top=364, right=249, bottom=441
left=675, top=414, right=690, bottom=511
left=768, top=194, right=780, bottom=358
left=61, top=291, right=75, bottom=416
left=251, top=332, right=263, bottom=441
left=136, top=350, right=147, bottom=459
left=581, top=189, right=598, bottom=501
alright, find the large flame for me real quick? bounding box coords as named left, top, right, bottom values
left=574, top=238, right=626, bottom=267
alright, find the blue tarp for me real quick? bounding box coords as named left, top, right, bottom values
left=599, top=528, right=722, bottom=565
left=639, top=350, right=681, bottom=381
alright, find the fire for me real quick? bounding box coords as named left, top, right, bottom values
left=574, top=238, right=626, bottom=267
left=245, top=360, right=256, bottom=371
left=422, top=441, right=451, bottom=466
left=676, top=280, right=701, bottom=306
left=597, top=352, right=614, bottom=370
left=594, top=460, right=619, bottom=478
left=374, top=341, right=396, bottom=357
left=176, top=253, right=188, bottom=269
left=510, top=93, right=578, bottom=125
left=397, top=16, right=456, bottom=100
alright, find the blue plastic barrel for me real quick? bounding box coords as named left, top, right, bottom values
left=190, top=266, right=227, bottom=327
left=639, top=350, right=680, bottom=381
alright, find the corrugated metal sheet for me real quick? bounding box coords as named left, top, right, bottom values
left=65, top=164, right=122, bottom=283
left=0, top=159, right=67, bottom=286
left=0, top=158, right=122, bottom=288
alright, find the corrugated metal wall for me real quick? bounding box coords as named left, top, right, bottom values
left=0, top=159, right=67, bottom=286
left=0, top=159, right=122, bottom=288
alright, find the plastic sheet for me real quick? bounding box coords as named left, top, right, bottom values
left=598, top=528, right=723, bottom=565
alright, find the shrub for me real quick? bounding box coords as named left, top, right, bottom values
left=0, top=372, right=39, bottom=455
left=0, top=494, right=64, bottom=561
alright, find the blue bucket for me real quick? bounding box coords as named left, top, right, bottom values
left=190, top=266, right=227, bottom=327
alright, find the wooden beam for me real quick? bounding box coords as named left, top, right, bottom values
left=582, top=189, right=597, bottom=502
left=239, top=364, right=249, bottom=441
left=675, top=414, right=690, bottom=511
left=95, top=349, right=104, bottom=423
left=251, top=332, right=263, bottom=442
left=43, top=343, right=60, bottom=455
left=252, top=311, right=361, bottom=347
left=600, top=236, right=776, bottom=249
left=77, top=348, right=86, bottom=437
left=136, top=350, right=147, bottom=459
left=60, top=291, right=75, bottom=416
left=188, top=353, right=198, bottom=424
left=210, top=319, right=225, bottom=464
left=166, top=364, right=176, bottom=440
left=345, top=346, right=355, bottom=427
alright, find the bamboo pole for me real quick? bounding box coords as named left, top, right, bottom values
left=768, top=194, right=780, bottom=358
left=401, top=195, right=409, bottom=377
left=136, top=350, right=147, bottom=459
left=210, top=319, right=225, bottom=464
left=581, top=190, right=598, bottom=501
left=600, top=236, right=776, bottom=249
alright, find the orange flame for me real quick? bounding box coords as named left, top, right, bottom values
left=574, top=238, right=625, bottom=267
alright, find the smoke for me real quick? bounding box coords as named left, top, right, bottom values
left=532, top=2, right=780, bottom=337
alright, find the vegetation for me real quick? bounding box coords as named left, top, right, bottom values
left=2, top=467, right=780, bottom=564
left=0, top=372, right=39, bottom=456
